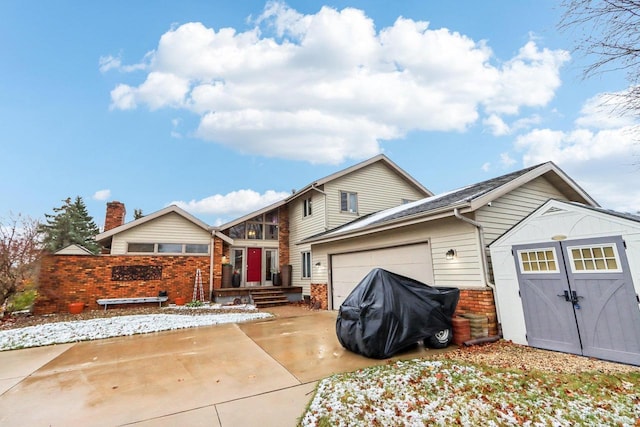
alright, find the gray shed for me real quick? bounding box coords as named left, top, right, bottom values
left=490, top=199, right=640, bottom=366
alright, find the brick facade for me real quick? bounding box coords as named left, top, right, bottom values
left=455, top=288, right=499, bottom=336
left=310, top=283, right=328, bottom=310
left=278, top=205, right=290, bottom=267
left=34, top=253, right=211, bottom=314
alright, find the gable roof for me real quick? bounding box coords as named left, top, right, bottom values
left=302, top=162, right=598, bottom=244
left=490, top=198, right=640, bottom=248
left=218, top=154, right=432, bottom=230
left=54, top=244, right=95, bottom=256
left=95, top=205, right=212, bottom=243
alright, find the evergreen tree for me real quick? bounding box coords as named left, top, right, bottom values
left=39, top=197, right=101, bottom=254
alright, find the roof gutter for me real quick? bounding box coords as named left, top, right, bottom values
left=453, top=208, right=494, bottom=291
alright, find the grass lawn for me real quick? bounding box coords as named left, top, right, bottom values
left=300, top=358, right=640, bottom=426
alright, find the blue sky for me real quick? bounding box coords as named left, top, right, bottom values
left=2, top=1, right=638, bottom=228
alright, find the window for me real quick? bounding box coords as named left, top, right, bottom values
left=568, top=244, right=620, bottom=272
left=127, top=243, right=209, bottom=255
left=158, top=243, right=182, bottom=253
left=185, top=244, right=209, bottom=254
left=302, top=251, right=312, bottom=278
left=303, top=197, right=312, bottom=217
left=229, top=223, right=245, bottom=239
left=127, top=243, right=154, bottom=253
left=228, top=209, right=278, bottom=240
left=246, top=223, right=263, bottom=239
left=340, top=191, right=358, bottom=213
left=518, top=248, right=558, bottom=273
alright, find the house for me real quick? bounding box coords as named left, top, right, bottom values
left=489, top=199, right=640, bottom=365
left=300, top=162, right=597, bottom=322
left=34, top=155, right=430, bottom=313
left=216, top=154, right=432, bottom=297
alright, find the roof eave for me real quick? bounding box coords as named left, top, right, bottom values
left=303, top=202, right=470, bottom=245
left=95, top=205, right=210, bottom=242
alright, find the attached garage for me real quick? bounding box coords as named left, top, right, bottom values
left=490, top=199, right=640, bottom=366
left=330, top=243, right=434, bottom=308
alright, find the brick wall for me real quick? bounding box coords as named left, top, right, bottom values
left=310, top=283, right=328, bottom=310
left=34, top=253, right=211, bottom=314
left=212, top=236, right=226, bottom=289
left=278, top=205, right=290, bottom=267
left=455, top=288, right=499, bottom=336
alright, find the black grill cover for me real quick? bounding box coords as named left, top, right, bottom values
left=336, top=268, right=460, bottom=359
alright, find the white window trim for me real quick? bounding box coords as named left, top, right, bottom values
left=517, top=247, right=560, bottom=274
left=126, top=242, right=209, bottom=255
left=340, top=191, right=358, bottom=214
left=302, top=251, right=312, bottom=279
left=566, top=243, right=622, bottom=274
left=303, top=197, right=312, bottom=218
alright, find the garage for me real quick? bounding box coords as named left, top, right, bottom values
left=330, top=242, right=434, bottom=309
left=490, top=200, right=640, bottom=366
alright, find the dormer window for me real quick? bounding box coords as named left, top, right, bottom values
left=340, top=191, right=358, bottom=214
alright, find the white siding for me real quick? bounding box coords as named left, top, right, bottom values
left=111, top=212, right=211, bottom=254
left=476, top=176, right=567, bottom=247
left=289, top=191, right=327, bottom=293
left=312, top=217, right=484, bottom=293
left=288, top=162, right=425, bottom=293
left=324, top=162, right=427, bottom=230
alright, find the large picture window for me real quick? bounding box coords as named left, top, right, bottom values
left=228, top=209, right=279, bottom=240
left=302, top=251, right=312, bottom=278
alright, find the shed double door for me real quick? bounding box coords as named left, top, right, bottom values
left=513, top=236, right=640, bottom=365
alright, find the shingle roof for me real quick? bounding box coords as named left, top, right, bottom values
left=302, top=162, right=571, bottom=242
left=565, top=201, right=640, bottom=223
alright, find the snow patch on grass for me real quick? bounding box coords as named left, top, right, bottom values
left=0, top=312, right=271, bottom=351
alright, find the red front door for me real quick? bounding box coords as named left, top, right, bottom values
left=247, top=248, right=262, bottom=283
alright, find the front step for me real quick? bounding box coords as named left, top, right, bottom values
left=250, top=289, right=289, bottom=308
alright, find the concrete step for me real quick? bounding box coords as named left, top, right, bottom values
left=250, top=289, right=289, bottom=308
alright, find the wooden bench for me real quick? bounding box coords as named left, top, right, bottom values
left=96, top=296, right=169, bottom=311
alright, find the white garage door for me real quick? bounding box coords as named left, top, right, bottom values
left=330, top=243, right=434, bottom=309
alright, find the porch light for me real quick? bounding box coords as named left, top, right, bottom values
left=315, top=262, right=321, bottom=267
left=445, top=249, right=456, bottom=260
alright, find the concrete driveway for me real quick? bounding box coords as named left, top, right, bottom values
left=0, top=308, right=449, bottom=426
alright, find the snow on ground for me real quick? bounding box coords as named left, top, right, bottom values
left=300, top=359, right=640, bottom=426
left=0, top=306, right=271, bottom=351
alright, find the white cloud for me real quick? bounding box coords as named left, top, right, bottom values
left=514, top=125, right=640, bottom=212
left=108, top=2, right=569, bottom=164
left=481, top=162, right=491, bottom=172
left=93, top=189, right=111, bottom=201
left=575, top=92, right=637, bottom=130
left=500, top=153, right=516, bottom=167
left=99, top=53, right=150, bottom=73
left=170, top=189, right=290, bottom=219
left=483, top=114, right=510, bottom=136
left=484, top=41, right=569, bottom=115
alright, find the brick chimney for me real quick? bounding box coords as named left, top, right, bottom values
left=104, top=201, right=126, bottom=232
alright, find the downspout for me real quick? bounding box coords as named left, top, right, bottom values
left=311, top=184, right=328, bottom=231
left=453, top=208, right=493, bottom=289
left=209, top=232, right=215, bottom=301
left=453, top=207, right=501, bottom=325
